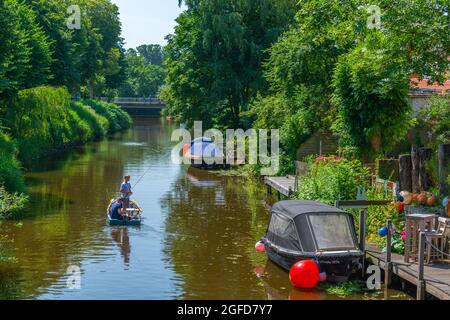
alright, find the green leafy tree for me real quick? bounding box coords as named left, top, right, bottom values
left=331, top=0, right=448, bottom=159
left=119, top=49, right=166, bottom=97
left=252, top=0, right=448, bottom=165
left=418, top=96, right=450, bottom=145
left=163, top=0, right=297, bottom=127
left=0, top=0, right=52, bottom=99
left=136, top=44, right=167, bottom=66
left=250, top=0, right=362, bottom=172
left=81, top=0, right=125, bottom=98
left=332, top=34, right=413, bottom=160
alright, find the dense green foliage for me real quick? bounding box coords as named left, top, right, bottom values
left=119, top=49, right=166, bottom=98
left=5, top=86, right=132, bottom=162
left=250, top=0, right=448, bottom=167
left=0, top=133, right=27, bottom=218
left=0, top=0, right=52, bottom=99
left=0, top=132, right=25, bottom=193
left=136, top=44, right=167, bottom=67
left=418, top=96, right=450, bottom=146
left=332, top=34, right=413, bottom=160
left=6, top=87, right=74, bottom=160
left=1, top=0, right=125, bottom=100
left=70, top=101, right=108, bottom=139
left=296, top=158, right=371, bottom=204
left=295, top=157, right=406, bottom=252
left=162, top=0, right=297, bottom=128
left=83, top=99, right=132, bottom=133
left=0, top=186, right=29, bottom=219
left=0, top=0, right=132, bottom=217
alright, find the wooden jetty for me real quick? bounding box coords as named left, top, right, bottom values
left=264, top=161, right=308, bottom=198
left=264, top=175, right=296, bottom=198
left=366, top=245, right=450, bottom=300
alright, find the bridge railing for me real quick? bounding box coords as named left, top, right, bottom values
left=100, top=97, right=166, bottom=105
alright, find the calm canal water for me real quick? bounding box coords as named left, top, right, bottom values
left=0, top=117, right=411, bottom=300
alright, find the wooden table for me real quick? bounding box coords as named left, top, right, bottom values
left=404, top=213, right=436, bottom=263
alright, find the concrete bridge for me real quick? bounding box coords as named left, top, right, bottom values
left=111, top=97, right=167, bottom=116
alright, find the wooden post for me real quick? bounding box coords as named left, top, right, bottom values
left=385, top=219, right=393, bottom=288
left=411, top=145, right=420, bottom=193
left=439, top=144, right=450, bottom=196
left=359, top=209, right=366, bottom=276
left=417, top=232, right=426, bottom=300
left=418, top=147, right=432, bottom=192
left=404, top=217, right=411, bottom=263
left=399, top=154, right=412, bottom=192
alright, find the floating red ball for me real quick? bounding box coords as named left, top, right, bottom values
left=255, top=241, right=265, bottom=252
left=289, top=260, right=320, bottom=289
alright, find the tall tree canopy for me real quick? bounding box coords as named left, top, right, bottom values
left=136, top=44, right=167, bottom=66
left=119, top=48, right=166, bottom=98
left=162, top=0, right=297, bottom=128
left=251, top=0, right=449, bottom=163
left=3, top=0, right=126, bottom=99
left=0, top=0, right=52, bottom=99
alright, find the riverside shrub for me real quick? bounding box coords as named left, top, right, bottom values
left=83, top=99, right=132, bottom=133
left=296, top=157, right=371, bottom=205
left=0, top=131, right=25, bottom=193
left=6, top=86, right=131, bottom=162
left=70, top=102, right=108, bottom=139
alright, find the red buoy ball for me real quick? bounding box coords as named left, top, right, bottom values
left=289, top=260, right=320, bottom=289
left=183, top=144, right=190, bottom=157
left=255, top=241, right=265, bottom=252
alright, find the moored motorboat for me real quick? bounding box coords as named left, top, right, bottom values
left=106, top=199, right=142, bottom=226
left=184, top=137, right=229, bottom=170
left=262, top=200, right=362, bottom=282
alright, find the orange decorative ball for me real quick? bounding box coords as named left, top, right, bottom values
left=427, top=196, right=437, bottom=206
left=417, top=194, right=427, bottom=205
left=403, top=194, right=413, bottom=205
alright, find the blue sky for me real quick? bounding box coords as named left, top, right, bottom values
left=111, top=0, right=185, bottom=48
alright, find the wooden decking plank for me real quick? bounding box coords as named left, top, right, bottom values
left=264, top=176, right=296, bottom=196
left=366, top=246, right=450, bottom=300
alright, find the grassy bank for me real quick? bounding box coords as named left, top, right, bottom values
left=0, top=86, right=132, bottom=218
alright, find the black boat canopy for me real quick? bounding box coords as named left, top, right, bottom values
left=272, top=200, right=345, bottom=217
left=267, top=200, right=359, bottom=254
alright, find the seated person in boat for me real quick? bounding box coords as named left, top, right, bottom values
left=110, top=198, right=125, bottom=220
left=120, top=175, right=133, bottom=209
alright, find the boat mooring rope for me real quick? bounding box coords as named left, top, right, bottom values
left=388, top=225, right=450, bottom=258
left=424, top=236, right=450, bottom=258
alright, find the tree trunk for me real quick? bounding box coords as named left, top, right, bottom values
left=399, top=154, right=412, bottom=192
left=89, top=79, right=94, bottom=99
left=439, top=144, right=450, bottom=196
left=418, top=147, right=432, bottom=192
left=411, top=145, right=420, bottom=193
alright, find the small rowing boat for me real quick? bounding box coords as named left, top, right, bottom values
left=106, top=199, right=143, bottom=226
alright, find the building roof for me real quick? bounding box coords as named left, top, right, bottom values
left=410, top=77, right=450, bottom=95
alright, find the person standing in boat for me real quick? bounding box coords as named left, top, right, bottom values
left=120, top=175, right=133, bottom=209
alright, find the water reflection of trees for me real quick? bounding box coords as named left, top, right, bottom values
left=161, top=168, right=270, bottom=299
